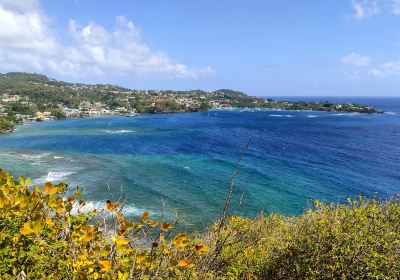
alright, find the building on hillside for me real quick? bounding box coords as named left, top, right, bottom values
left=1, top=94, right=21, bottom=102
left=64, top=108, right=81, bottom=117
left=36, top=112, right=45, bottom=121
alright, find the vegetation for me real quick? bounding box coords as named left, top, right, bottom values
left=0, top=72, right=383, bottom=134
left=50, top=108, right=66, bottom=120
left=0, top=167, right=398, bottom=279
left=0, top=117, right=13, bottom=132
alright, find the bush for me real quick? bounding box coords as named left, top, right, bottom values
left=0, top=118, right=13, bottom=132
left=0, top=168, right=399, bottom=279
left=50, top=108, right=66, bottom=119
left=207, top=198, right=400, bottom=279
left=0, top=169, right=209, bottom=279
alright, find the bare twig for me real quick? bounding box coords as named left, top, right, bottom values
left=208, top=139, right=251, bottom=269
left=218, top=140, right=250, bottom=230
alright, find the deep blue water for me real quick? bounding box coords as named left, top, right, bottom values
left=0, top=97, right=399, bottom=230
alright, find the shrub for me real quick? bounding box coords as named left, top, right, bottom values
left=0, top=168, right=399, bottom=279
left=0, top=169, right=208, bottom=279
left=0, top=118, right=13, bottom=132
left=207, top=198, right=400, bottom=279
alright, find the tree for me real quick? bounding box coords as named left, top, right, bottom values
left=0, top=117, right=14, bottom=132
left=50, top=108, right=66, bottom=119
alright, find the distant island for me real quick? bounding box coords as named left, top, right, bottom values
left=0, top=72, right=382, bottom=133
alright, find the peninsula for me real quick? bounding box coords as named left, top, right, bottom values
left=0, top=72, right=382, bottom=133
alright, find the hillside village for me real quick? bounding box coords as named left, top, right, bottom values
left=0, top=72, right=381, bottom=132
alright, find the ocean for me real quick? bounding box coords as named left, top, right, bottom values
left=0, top=97, right=399, bottom=230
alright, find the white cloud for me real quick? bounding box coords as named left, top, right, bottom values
left=389, top=0, right=400, bottom=14
left=348, top=0, right=400, bottom=18
left=350, top=0, right=380, bottom=19
left=0, top=0, right=59, bottom=57
left=341, top=53, right=370, bottom=66
left=370, top=60, right=400, bottom=77
left=0, top=0, right=213, bottom=79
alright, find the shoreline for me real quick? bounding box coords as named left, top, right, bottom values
left=0, top=106, right=386, bottom=135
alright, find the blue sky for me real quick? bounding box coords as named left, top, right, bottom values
left=0, top=0, right=400, bottom=96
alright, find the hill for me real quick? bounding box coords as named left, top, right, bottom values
left=0, top=72, right=382, bottom=133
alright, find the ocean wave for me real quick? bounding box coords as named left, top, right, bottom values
left=269, top=114, right=294, bottom=118
left=20, top=152, right=51, bottom=159
left=32, top=171, right=76, bottom=185
left=71, top=200, right=147, bottom=217
left=333, top=113, right=359, bottom=116
left=104, top=129, right=134, bottom=134
left=46, top=171, right=76, bottom=182
left=53, top=156, right=63, bottom=159
left=385, top=111, right=397, bottom=115
left=307, top=115, right=318, bottom=118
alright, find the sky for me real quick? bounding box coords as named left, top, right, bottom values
left=0, top=0, right=400, bottom=96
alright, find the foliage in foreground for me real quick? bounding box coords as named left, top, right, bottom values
left=0, top=169, right=399, bottom=279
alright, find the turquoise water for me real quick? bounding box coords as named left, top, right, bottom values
left=0, top=97, right=399, bottom=230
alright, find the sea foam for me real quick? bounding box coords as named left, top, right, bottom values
left=20, top=153, right=51, bottom=159
left=269, top=114, right=294, bottom=118
left=71, top=200, right=150, bottom=217
left=105, top=129, right=134, bottom=134
left=45, top=171, right=76, bottom=182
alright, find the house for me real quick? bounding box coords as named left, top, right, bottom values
left=2, top=94, right=21, bottom=102
left=36, top=112, right=45, bottom=121
left=64, top=108, right=81, bottom=117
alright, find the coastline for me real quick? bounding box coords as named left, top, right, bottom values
left=0, top=106, right=386, bottom=135
left=0, top=112, right=140, bottom=134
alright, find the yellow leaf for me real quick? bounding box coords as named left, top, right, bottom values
left=173, top=234, right=189, bottom=247
left=56, top=206, right=64, bottom=216
left=32, top=221, right=43, bottom=233
left=55, top=183, right=67, bottom=194
left=0, top=196, right=10, bottom=207
left=141, top=211, right=149, bottom=222
left=62, top=218, right=68, bottom=229
left=98, top=260, right=111, bottom=272
left=101, top=245, right=111, bottom=257
left=79, top=254, right=88, bottom=261
left=150, top=221, right=159, bottom=227
left=46, top=218, right=53, bottom=225
left=106, top=200, right=118, bottom=211
left=195, top=245, right=209, bottom=254
left=84, top=234, right=93, bottom=242
left=115, top=236, right=129, bottom=247
left=116, top=211, right=122, bottom=219
left=20, top=222, right=34, bottom=236
left=160, top=222, right=173, bottom=232
left=44, top=182, right=52, bottom=193
left=125, top=221, right=134, bottom=231
left=160, top=235, right=166, bottom=246
left=118, top=271, right=129, bottom=280
left=178, top=259, right=191, bottom=267
left=134, top=223, right=143, bottom=229
left=19, top=176, right=25, bottom=187
left=14, top=196, right=25, bottom=207
left=135, top=253, right=147, bottom=264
